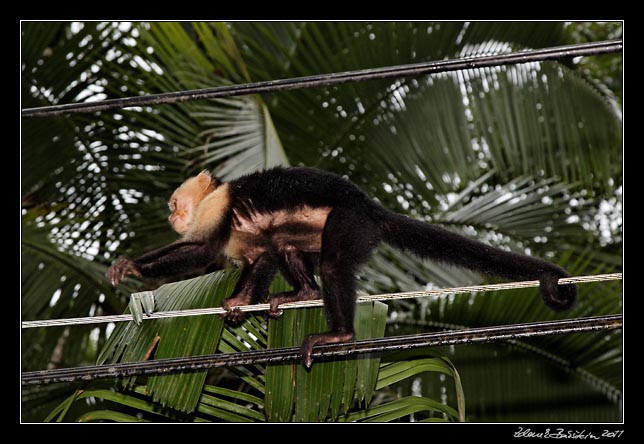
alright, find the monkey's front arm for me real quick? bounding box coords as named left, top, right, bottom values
left=108, top=241, right=215, bottom=286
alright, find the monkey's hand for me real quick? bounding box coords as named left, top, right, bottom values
left=108, top=258, right=142, bottom=286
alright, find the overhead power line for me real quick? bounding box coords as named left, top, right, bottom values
left=21, top=40, right=622, bottom=118
left=21, top=273, right=622, bottom=329
left=21, top=315, right=622, bottom=386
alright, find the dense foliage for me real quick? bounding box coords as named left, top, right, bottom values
left=21, top=21, right=622, bottom=422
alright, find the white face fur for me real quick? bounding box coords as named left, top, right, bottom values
left=167, top=172, right=213, bottom=235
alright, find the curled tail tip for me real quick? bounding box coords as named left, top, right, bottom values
left=543, top=284, right=577, bottom=311
left=540, top=272, right=577, bottom=311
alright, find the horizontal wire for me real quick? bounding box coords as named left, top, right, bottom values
left=21, top=273, right=622, bottom=329
left=22, top=40, right=622, bottom=118
left=21, top=314, right=622, bottom=386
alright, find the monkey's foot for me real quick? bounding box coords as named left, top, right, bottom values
left=300, top=331, right=355, bottom=369
left=221, top=294, right=252, bottom=324
left=268, top=289, right=320, bottom=319
left=221, top=307, right=246, bottom=324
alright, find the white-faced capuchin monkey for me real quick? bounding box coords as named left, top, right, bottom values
left=109, top=167, right=577, bottom=368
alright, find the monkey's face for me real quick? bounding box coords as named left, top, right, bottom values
left=168, top=192, right=194, bottom=234
left=168, top=171, right=216, bottom=234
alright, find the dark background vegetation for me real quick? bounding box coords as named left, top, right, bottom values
left=21, top=21, right=622, bottom=422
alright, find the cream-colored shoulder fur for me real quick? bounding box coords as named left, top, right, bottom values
left=184, top=183, right=231, bottom=241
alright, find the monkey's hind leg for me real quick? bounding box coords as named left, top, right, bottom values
left=300, top=208, right=380, bottom=368
left=221, top=254, right=277, bottom=324
left=269, top=248, right=320, bottom=319
left=300, top=255, right=357, bottom=368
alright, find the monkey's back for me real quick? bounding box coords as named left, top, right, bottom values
left=229, top=166, right=379, bottom=217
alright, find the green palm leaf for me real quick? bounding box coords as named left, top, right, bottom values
left=97, top=270, right=235, bottom=412
left=387, top=250, right=621, bottom=420
left=47, top=269, right=464, bottom=422
left=265, top=301, right=388, bottom=421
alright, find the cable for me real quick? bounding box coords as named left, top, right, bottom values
left=21, top=315, right=622, bottom=386
left=20, top=273, right=622, bottom=329
left=21, top=40, right=622, bottom=118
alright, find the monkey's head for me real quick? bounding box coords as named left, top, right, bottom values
left=168, top=170, right=220, bottom=234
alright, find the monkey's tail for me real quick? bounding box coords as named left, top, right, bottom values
left=378, top=210, right=577, bottom=311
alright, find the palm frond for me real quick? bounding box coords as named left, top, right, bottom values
left=21, top=219, right=130, bottom=372
left=389, top=249, right=621, bottom=406
left=265, top=301, right=388, bottom=421
left=97, top=270, right=235, bottom=412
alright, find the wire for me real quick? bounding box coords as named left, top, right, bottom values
left=20, top=314, right=622, bottom=386
left=20, top=273, right=622, bottom=329
left=21, top=40, right=622, bottom=119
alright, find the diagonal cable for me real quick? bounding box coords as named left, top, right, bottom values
left=21, top=315, right=622, bottom=386
left=21, top=40, right=622, bottom=118
left=21, top=273, right=622, bottom=328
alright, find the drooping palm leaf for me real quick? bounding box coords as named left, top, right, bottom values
left=50, top=270, right=463, bottom=422
left=45, top=290, right=464, bottom=422
left=97, top=271, right=390, bottom=420
left=97, top=270, right=236, bottom=412
left=265, top=301, right=388, bottom=421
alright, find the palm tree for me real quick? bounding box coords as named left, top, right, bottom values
left=21, top=21, right=622, bottom=422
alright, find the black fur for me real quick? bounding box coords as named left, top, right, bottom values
left=380, top=212, right=576, bottom=311
left=110, top=166, right=577, bottom=367
left=229, top=166, right=576, bottom=311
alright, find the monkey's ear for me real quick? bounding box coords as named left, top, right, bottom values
left=196, top=170, right=212, bottom=191
left=196, top=169, right=220, bottom=191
